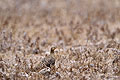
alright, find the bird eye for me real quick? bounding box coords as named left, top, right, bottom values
left=51, top=47, right=56, bottom=51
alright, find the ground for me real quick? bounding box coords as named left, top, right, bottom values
left=0, top=0, right=120, bottom=80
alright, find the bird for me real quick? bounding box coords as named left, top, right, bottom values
left=33, top=47, right=57, bottom=73
left=42, top=47, right=56, bottom=68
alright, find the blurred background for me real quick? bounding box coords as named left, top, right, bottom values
left=0, top=0, right=120, bottom=46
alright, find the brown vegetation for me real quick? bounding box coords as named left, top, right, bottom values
left=0, top=0, right=120, bottom=80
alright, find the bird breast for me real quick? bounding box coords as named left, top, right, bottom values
left=42, top=56, right=55, bottom=67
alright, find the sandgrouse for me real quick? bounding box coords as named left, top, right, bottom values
left=33, top=47, right=57, bottom=72
left=42, top=47, right=56, bottom=68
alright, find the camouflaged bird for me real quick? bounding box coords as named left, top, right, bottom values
left=42, top=47, right=56, bottom=68
left=33, top=47, right=56, bottom=72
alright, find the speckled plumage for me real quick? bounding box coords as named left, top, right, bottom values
left=42, top=47, right=56, bottom=68
left=42, top=55, right=55, bottom=67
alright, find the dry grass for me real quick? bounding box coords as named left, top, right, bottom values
left=0, top=0, right=120, bottom=80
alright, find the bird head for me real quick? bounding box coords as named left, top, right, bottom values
left=50, top=47, right=56, bottom=54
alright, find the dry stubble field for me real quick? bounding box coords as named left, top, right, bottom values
left=0, top=0, right=120, bottom=80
